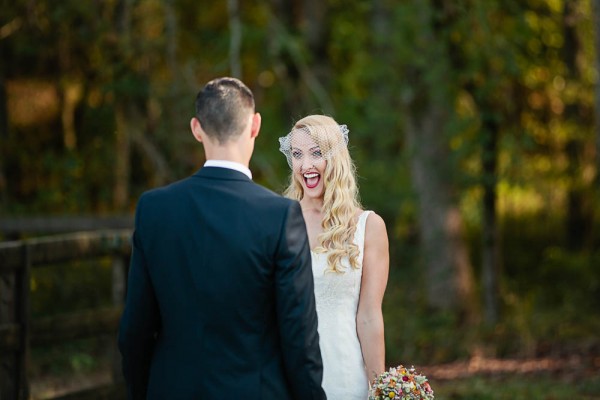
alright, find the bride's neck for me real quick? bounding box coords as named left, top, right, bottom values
left=300, top=197, right=324, bottom=213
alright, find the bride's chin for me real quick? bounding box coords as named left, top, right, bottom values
left=304, top=186, right=323, bottom=199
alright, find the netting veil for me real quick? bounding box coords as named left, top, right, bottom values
left=278, top=123, right=349, bottom=169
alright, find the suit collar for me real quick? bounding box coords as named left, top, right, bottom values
left=204, top=160, right=252, bottom=179
left=193, top=166, right=252, bottom=182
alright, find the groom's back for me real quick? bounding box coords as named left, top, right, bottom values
left=119, top=76, right=324, bottom=400
left=132, top=168, right=297, bottom=399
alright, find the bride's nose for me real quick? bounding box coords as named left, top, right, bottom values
left=300, top=156, right=314, bottom=172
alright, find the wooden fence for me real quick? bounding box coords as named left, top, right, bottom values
left=0, top=229, right=132, bottom=400
left=0, top=216, right=134, bottom=236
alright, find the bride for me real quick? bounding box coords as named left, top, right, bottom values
left=278, top=115, right=389, bottom=399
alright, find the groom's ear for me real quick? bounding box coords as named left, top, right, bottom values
left=250, top=112, right=261, bottom=139
left=190, top=117, right=204, bottom=143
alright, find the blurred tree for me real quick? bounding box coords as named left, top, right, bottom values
left=591, top=0, right=600, bottom=238
left=1, top=0, right=599, bottom=363
left=461, top=0, right=527, bottom=326
left=267, top=0, right=334, bottom=119
left=0, top=5, right=14, bottom=209
left=112, top=0, right=139, bottom=211
left=394, top=0, right=476, bottom=318
left=0, top=52, right=7, bottom=210
left=563, top=0, right=595, bottom=250
left=596, top=0, right=600, bottom=189
left=227, top=0, right=242, bottom=78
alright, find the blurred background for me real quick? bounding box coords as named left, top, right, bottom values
left=1, top=0, right=599, bottom=399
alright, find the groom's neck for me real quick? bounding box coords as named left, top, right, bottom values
left=204, top=146, right=251, bottom=168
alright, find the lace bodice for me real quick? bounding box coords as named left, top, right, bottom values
left=312, top=210, right=371, bottom=400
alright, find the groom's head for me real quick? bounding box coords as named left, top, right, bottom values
left=193, top=77, right=256, bottom=145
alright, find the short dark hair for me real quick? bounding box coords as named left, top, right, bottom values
left=194, top=77, right=255, bottom=144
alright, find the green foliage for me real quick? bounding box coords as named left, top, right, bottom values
left=498, top=245, right=600, bottom=355
left=2, top=0, right=599, bottom=377
left=384, top=209, right=600, bottom=365
left=30, top=259, right=113, bottom=318
left=28, top=258, right=115, bottom=387
left=384, top=243, right=474, bottom=365
left=31, top=338, right=110, bottom=376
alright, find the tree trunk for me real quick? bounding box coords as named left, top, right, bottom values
left=563, top=0, right=592, bottom=250
left=113, top=0, right=135, bottom=211
left=0, top=74, right=7, bottom=209
left=404, top=100, right=474, bottom=315
left=114, top=105, right=132, bottom=210
left=594, top=0, right=600, bottom=189
left=481, top=113, right=500, bottom=325
left=301, top=0, right=328, bottom=85
left=402, top=0, right=475, bottom=317
left=227, top=0, right=242, bottom=78
left=267, top=0, right=303, bottom=117
left=60, top=80, right=83, bottom=151
left=267, top=0, right=333, bottom=116
left=131, top=126, right=171, bottom=187
left=164, top=0, right=178, bottom=78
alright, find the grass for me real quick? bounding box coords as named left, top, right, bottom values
left=432, top=374, right=600, bottom=400
left=29, top=337, right=115, bottom=399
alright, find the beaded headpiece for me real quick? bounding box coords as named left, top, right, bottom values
left=278, top=124, right=349, bottom=169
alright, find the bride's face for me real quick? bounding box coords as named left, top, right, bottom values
left=290, top=131, right=326, bottom=200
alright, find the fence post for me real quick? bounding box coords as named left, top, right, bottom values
left=110, top=253, right=128, bottom=384
left=16, top=244, right=31, bottom=400
left=0, top=266, right=18, bottom=400
left=0, top=241, right=30, bottom=400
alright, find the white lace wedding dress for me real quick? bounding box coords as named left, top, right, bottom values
left=312, top=210, right=371, bottom=400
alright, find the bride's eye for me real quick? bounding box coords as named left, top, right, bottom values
left=292, top=150, right=303, bottom=159
left=311, top=149, right=322, bottom=158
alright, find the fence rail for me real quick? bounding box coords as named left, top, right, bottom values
left=0, top=229, right=132, bottom=272
left=0, top=229, right=132, bottom=400
left=0, top=306, right=124, bottom=352
left=0, top=216, right=133, bottom=235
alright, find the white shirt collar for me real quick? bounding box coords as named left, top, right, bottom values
left=204, top=160, right=252, bottom=180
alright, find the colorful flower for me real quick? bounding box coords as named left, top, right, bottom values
left=369, top=365, right=434, bottom=400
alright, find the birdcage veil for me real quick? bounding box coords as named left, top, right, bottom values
left=278, top=122, right=349, bottom=169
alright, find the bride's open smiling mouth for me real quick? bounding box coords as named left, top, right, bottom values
left=304, top=172, right=320, bottom=189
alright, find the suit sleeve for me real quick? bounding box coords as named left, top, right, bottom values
left=275, top=201, right=326, bottom=400
left=118, top=195, right=160, bottom=400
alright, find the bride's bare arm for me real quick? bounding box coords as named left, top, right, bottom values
left=357, top=212, right=390, bottom=382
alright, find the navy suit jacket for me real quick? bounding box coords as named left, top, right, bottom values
left=118, top=167, right=326, bottom=400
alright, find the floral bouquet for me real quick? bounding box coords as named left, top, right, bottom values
left=369, top=365, right=434, bottom=400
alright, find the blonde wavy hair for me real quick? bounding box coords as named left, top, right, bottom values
left=283, top=115, right=362, bottom=273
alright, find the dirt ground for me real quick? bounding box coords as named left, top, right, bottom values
left=420, top=353, right=600, bottom=381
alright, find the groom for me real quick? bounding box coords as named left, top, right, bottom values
left=118, top=77, right=326, bottom=399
